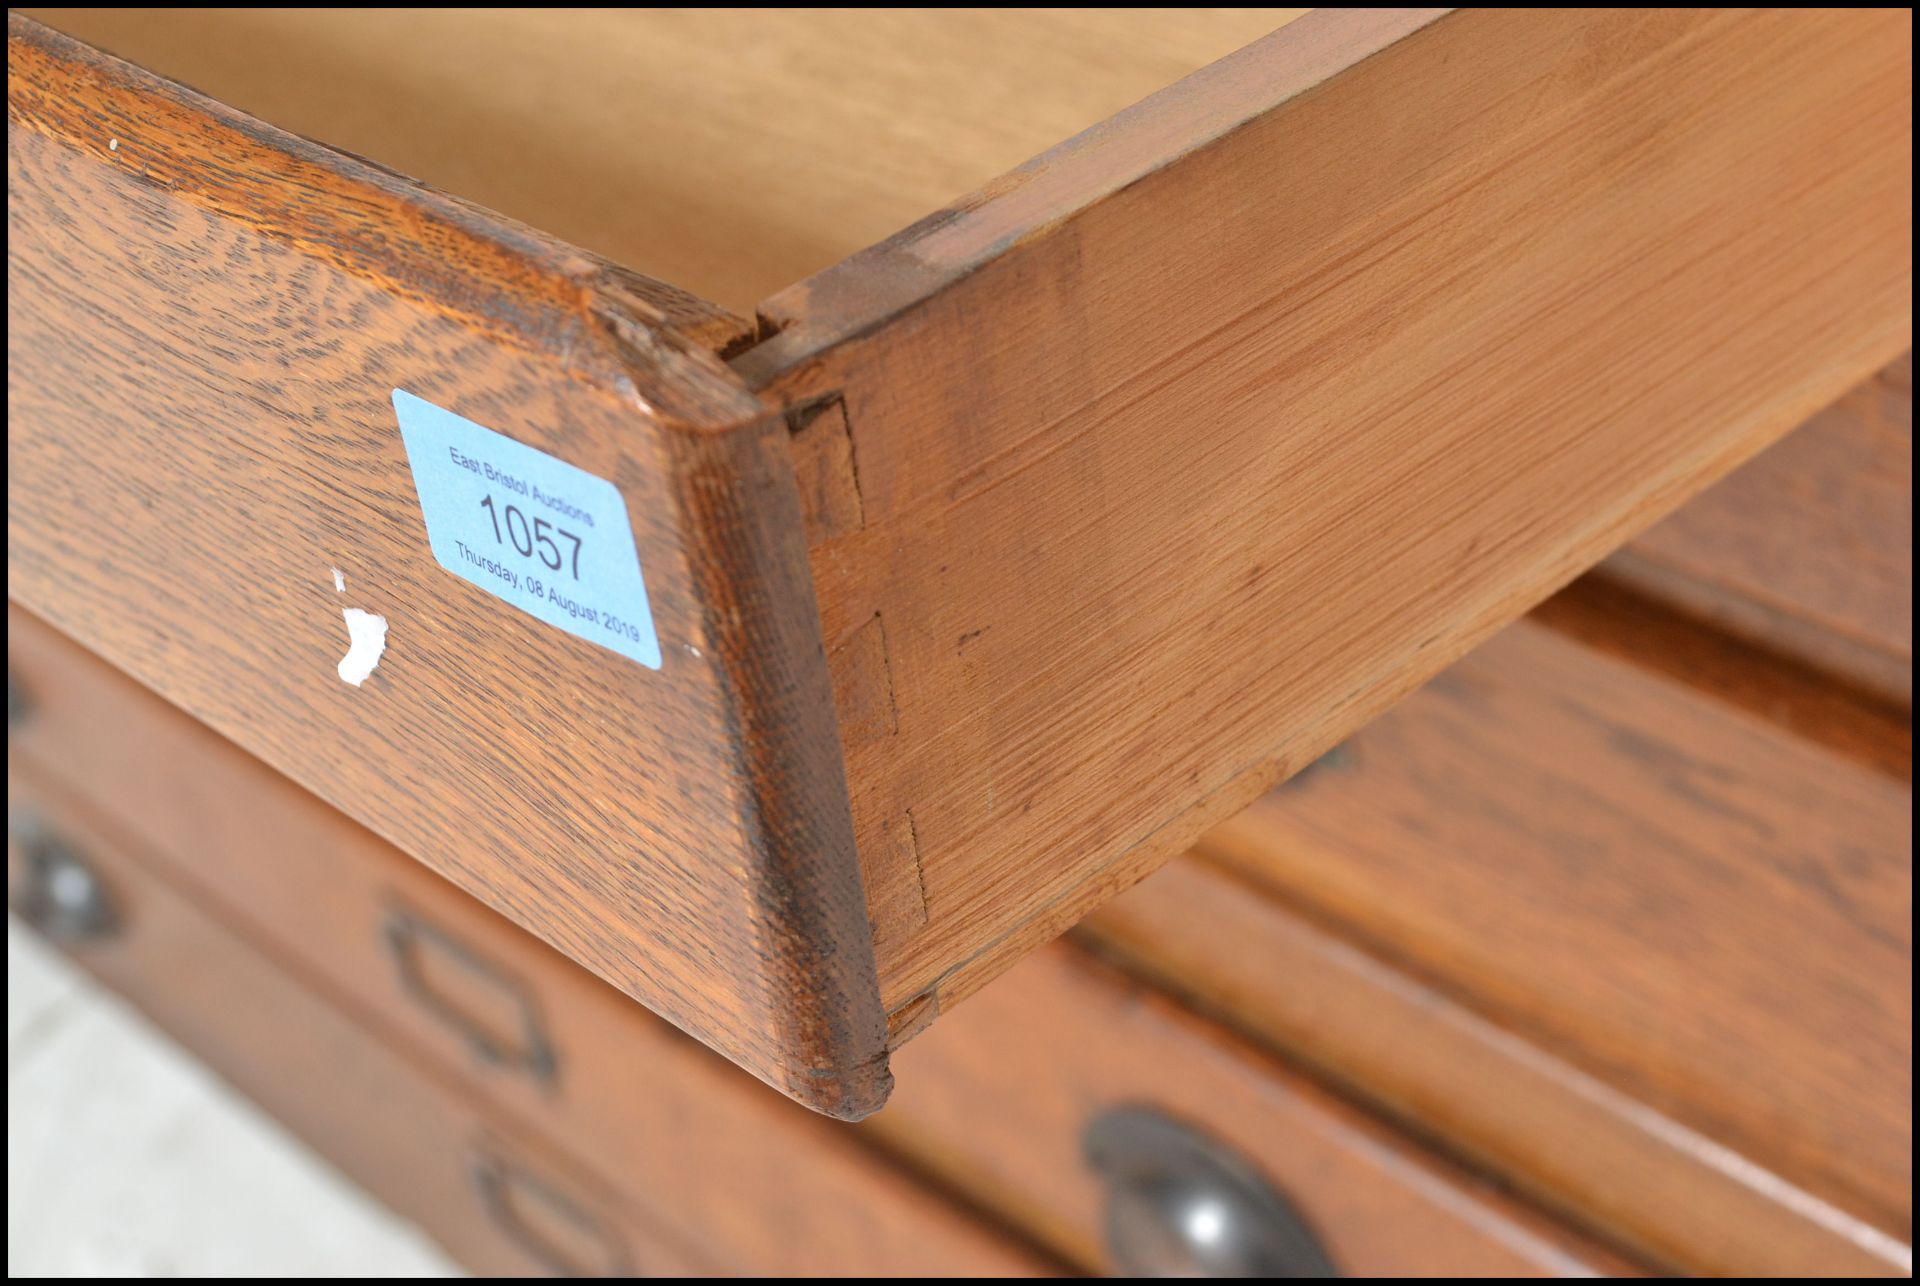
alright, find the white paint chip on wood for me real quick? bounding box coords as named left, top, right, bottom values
left=336, top=608, right=388, bottom=687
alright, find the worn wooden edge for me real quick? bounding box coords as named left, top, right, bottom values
left=658, top=424, right=893, bottom=1116
left=735, top=7, right=1449, bottom=389
left=6, top=14, right=891, bottom=1118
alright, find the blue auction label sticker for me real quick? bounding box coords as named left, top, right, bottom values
left=392, top=389, right=662, bottom=670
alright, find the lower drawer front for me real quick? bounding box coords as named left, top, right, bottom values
left=8, top=605, right=1627, bottom=1277
left=5, top=605, right=1046, bottom=1278
left=1089, top=614, right=1912, bottom=1276
left=5, top=773, right=708, bottom=1278
left=877, top=949, right=1634, bottom=1277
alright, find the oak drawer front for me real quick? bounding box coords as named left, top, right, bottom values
left=7, top=13, right=883, bottom=1115
left=5, top=773, right=712, bottom=1278
left=3, top=605, right=1050, bottom=1278
left=1087, top=614, right=1912, bottom=1275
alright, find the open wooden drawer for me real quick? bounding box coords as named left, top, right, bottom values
left=7, top=9, right=1911, bottom=1115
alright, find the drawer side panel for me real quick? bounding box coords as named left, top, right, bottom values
left=743, top=7, right=1914, bottom=1021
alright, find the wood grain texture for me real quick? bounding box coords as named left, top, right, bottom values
left=1082, top=860, right=1911, bottom=1277
left=1165, top=617, right=1911, bottom=1259
left=23, top=7, right=1305, bottom=316
left=13, top=6, right=1914, bottom=1134
left=871, top=944, right=1640, bottom=1277
left=6, top=17, right=886, bottom=1116
left=5, top=604, right=1058, bottom=1278
left=740, top=7, right=1915, bottom=1026
left=6, top=772, right=718, bottom=1279
left=1603, top=352, right=1913, bottom=707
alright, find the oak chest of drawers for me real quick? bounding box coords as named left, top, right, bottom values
left=8, top=8, right=1911, bottom=1277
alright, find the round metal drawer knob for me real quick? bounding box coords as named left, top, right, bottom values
left=10, top=817, right=118, bottom=942
left=1084, top=1106, right=1338, bottom=1278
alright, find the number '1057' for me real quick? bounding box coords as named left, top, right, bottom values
left=479, top=495, right=583, bottom=578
